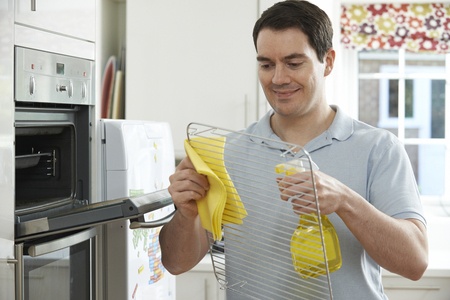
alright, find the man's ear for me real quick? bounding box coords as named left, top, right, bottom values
left=324, top=48, right=335, bottom=76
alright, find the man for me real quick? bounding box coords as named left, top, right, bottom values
left=159, top=1, right=428, bottom=299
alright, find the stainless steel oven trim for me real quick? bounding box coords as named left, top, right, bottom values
left=15, top=47, right=94, bottom=105
left=27, top=227, right=97, bottom=257
left=15, top=108, right=80, bottom=123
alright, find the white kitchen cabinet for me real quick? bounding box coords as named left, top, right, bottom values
left=382, top=269, right=450, bottom=300
left=15, top=0, right=95, bottom=41
left=381, top=215, right=450, bottom=300
left=175, top=255, right=450, bottom=300
left=0, top=1, right=15, bottom=299
left=14, top=0, right=96, bottom=60
left=175, top=255, right=225, bottom=300
left=125, top=0, right=260, bottom=158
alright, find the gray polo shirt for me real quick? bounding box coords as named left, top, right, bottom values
left=222, top=105, right=425, bottom=300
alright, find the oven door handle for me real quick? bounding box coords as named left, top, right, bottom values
left=27, top=227, right=97, bottom=257
left=129, top=209, right=176, bottom=229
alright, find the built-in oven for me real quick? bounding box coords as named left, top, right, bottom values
left=14, top=46, right=92, bottom=222
left=13, top=47, right=173, bottom=300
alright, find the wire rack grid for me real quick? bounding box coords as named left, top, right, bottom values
left=186, top=122, right=336, bottom=300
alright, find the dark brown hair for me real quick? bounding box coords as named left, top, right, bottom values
left=253, top=0, right=333, bottom=63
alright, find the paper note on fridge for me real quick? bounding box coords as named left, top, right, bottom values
left=184, top=137, right=247, bottom=241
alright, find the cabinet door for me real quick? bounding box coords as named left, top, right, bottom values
left=0, top=1, right=15, bottom=299
left=383, top=274, right=450, bottom=300
left=176, top=271, right=225, bottom=300
left=15, top=0, right=95, bottom=41
left=126, top=0, right=259, bottom=158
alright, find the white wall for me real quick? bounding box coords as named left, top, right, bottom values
left=125, top=0, right=259, bottom=158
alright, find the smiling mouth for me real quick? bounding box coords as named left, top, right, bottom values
left=273, top=88, right=299, bottom=98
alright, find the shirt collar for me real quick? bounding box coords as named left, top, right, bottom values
left=326, top=105, right=354, bottom=142
left=246, top=110, right=280, bottom=148
left=248, top=105, right=354, bottom=151
left=304, top=105, right=354, bottom=152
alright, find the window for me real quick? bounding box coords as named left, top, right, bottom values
left=356, top=49, right=449, bottom=203
left=340, top=1, right=450, bottom=212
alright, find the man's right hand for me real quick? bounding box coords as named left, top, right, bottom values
left=167, top=156, right=210, bottom=220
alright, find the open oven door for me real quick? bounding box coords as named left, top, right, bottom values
left=15, top=189, right=174, bottom=241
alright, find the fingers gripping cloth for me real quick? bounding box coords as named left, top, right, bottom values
left=185, top=137, right=247, bottom=241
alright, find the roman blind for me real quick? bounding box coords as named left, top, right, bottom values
left=341, top=3, right=450, bottom=53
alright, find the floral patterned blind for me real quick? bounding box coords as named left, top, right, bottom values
left=341, top=3, right=450, bottom=53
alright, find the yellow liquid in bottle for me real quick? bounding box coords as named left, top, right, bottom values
left=274, top=160, right=341, bottom=278
left=290, top=214, right=342, bottom=279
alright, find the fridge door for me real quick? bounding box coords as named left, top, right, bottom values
left=101, top=119, right=176, bottom=300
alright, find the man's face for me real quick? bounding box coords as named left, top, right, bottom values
left=256, top=28, right=329, bottom=118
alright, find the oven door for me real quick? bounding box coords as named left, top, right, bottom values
left=15, top=227, right=97, bottom=300
left=13, top=190, right=174, bottom=300
left=15, top=189, right=174, bottom=241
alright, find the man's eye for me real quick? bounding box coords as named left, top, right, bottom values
left=259, top=63, right=273, bottom=70
left=287, top=62, right=302, bottom=68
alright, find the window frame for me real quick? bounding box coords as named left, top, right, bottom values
left=378, top=64, right=444, bottom=133
left=341, top=48, right=450, bottom=208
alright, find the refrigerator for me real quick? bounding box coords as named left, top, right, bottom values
left=100, top=119, right=176, bottom=300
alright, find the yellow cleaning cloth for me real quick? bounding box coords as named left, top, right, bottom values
left=185, top=137, right=247, bottom=241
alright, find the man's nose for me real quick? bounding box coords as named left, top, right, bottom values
left=272, top=65, right=290, bottom=85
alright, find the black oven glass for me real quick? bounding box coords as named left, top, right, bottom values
left=23, top=238, right=92, bottom=300
left=15, top=125, right=75, bottom=213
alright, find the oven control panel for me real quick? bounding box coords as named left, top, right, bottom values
left=15, top=47, right=94, bottom=105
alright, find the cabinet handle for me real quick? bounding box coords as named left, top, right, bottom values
left=6, top=258, right=18, bottom=264
left=13, top=244, right=24, bottom=300
left=384, top=285, right=441, bottom=291
left=31, top=0, right=36, bottom=11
